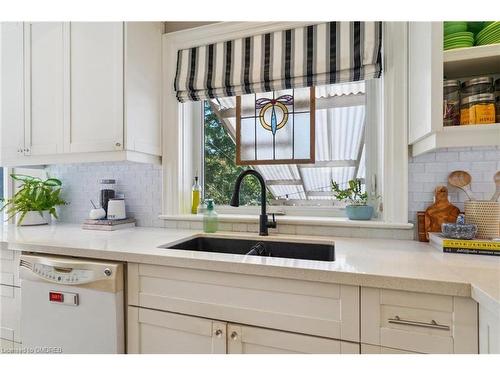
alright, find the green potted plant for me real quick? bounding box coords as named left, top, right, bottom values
left=331, top=178, right=373, bottom=220
left=0, top=174, right=67, bottom=226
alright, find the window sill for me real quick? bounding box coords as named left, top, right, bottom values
left=158, top=214, right=414, bottom=230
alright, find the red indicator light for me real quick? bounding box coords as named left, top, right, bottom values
left=49, top=292, right=64, bottom=303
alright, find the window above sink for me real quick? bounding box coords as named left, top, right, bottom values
left=162, top=22, right=410, bottom=225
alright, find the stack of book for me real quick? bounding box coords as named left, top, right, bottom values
left=82, top=218, right=136, bottom=231
left=429, top=233, right=500, bottom=257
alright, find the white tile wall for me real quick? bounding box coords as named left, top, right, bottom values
left=46, top=145, right=498, bottom=240
left=46, top=162, right=163, bottom=227
left=408, top=146, right=500, bottom=224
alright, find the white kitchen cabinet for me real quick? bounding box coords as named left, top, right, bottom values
left=127, top=263, right=360, bottom=342
left=0, top=338, right=22, bottom=352
left=0, top=22, right=162, bottom=166
left=227, top=324, right=359, bottom=354
left=0, top=248, right=22, bottom=348
left=479, top=303, right=500, bottom=354
left=0, top=248, right=21, bottom=287
left=24, top=22, right=66, bottom=156
left=0, top=285, right=21, bottom=344
left=361, top=344, right=419, bottom=354
left=0, top=22, right=25, bottom=161
left=408, top=22, right=500, bottom=156
left=127, top=306, right=359, bottom=354
left=68, top=22, right=123, bottom=154
left=127, top=307, right=227, bottom=354
left=361, top=287, right=478, bottom=354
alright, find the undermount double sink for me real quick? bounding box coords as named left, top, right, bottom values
left=160, top=236, right=335, bottom=262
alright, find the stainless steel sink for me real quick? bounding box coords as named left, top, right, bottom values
left=160, top=236, right=335, bottom=262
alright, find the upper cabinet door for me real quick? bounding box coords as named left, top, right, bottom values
left=1, top=22, right=25, bottom=161
left=68, top=22, right=124, bottom=153
left=24, top=22, right=65, bottom=156
left=408, top=22, right=443, bottom=144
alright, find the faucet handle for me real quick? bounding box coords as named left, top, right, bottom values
left=267, top=213, right=277, bottom=229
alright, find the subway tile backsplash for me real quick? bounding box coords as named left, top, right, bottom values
left=408, top=146, right=500, bottom=224
left=46, top=145, right=499, bottom=240
left=46, top=162, right=163, bottom=227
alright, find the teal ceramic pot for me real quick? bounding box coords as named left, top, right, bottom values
left=345, top=205, right=374, bottom=220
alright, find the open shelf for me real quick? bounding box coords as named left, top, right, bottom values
left=412, top=123, right=500, bottom=156
left=444, top=44, right=500, bottom=78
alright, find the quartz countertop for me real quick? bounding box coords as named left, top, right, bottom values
left=1, top=223, right=499, bottom=313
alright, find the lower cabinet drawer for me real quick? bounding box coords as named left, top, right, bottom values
left=361, top=343, right=419, bottom=354
left=0, top=248, right=21, bottom=287
left=1, top=338, right=22, bottom=353
left=479, top=303, right=500, bottom=354
left=0, top=285, right=22, bottom=343
left=361, top=287, right=478, bottom=354
left=128, top=263, right=359, bottom=342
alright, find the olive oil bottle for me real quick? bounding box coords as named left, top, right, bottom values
left=191, top=176, right=201, bottom=214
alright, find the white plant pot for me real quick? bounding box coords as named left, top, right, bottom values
left=16, top=210, right=52, bottom=226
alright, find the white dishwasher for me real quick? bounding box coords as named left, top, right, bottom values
left=19, top=254, right=124, bottom=354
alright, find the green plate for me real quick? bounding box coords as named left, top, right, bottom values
left=476, top=21, right=500, bottom=41
left=444, top=31, right=474, bottom=41
left=444, top=44, right=474, bottom=51
left=477, top=37, right=500, bottom=46
left=445, top=43, right=473, bottom=49
left=477, top=28, right=500, bottom=44
left=444, top=40, right=473, bottom=47
left=476, top=25, right=500, bottom=40
left=444, top=37, right=474, bottom=45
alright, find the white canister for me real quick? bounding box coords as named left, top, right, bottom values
left=106, top=198, right=126, bottom=220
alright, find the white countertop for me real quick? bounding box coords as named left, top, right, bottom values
left=2, top=223, right=499, bottom=312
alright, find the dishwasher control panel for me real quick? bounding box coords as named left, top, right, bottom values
left=33, top=263, right=95, bottom=284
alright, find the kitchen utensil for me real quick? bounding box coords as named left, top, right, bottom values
left=424, top=186, right=461, bottom=241
left=107, top=198, right=126, bottom=220
left=448, top=171, right=474, bottom=200
left=491, top=171, right=500, bottom=201
left=465, top=200, right=500, bottom=239
left=90, top=200, right=97, bottom=209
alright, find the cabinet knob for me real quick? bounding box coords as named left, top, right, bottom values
left=115, top=142, right=121, bottom=147
left=214, top=329, right=223, bottom=338
left=230, top=331, right=238, bottom=341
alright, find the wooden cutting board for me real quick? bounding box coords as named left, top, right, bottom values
left=423, top=186, right=460, bottom=241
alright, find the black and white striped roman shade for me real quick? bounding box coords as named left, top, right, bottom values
left=174, top=22, right=382, bottom=102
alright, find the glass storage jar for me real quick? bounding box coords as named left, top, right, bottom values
left=461, top=76, right=494, bottom=98
left=443, top=80, right=461, bottom=126
left=496, top=78, right=500, bottom=123
left=496, top=94, right=500, bottom=124
left=460, top=93, right=496, bottom=125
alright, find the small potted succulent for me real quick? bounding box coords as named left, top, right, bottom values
left=331, top=178, right=373, bottom=220
left=0, top=174, right=67, bottom=226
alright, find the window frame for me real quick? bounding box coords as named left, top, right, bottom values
left=162, top=22, right=409, bottom=224
left=197, top=83, right=377, bottom=216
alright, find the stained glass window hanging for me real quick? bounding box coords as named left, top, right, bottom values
left=236, top=87, right=315, bottom=165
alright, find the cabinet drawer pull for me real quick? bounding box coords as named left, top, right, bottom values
left=214, top=329, right=223, bottom=338
left=388, top=315, right=450, bottom=331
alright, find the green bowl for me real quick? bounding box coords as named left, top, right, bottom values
left=444, top=23, right=467, bottom=36
left=467, top=22, right=485, bottom=35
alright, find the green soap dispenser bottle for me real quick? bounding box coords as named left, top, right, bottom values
left=203, top=199, right=218, bottom=233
